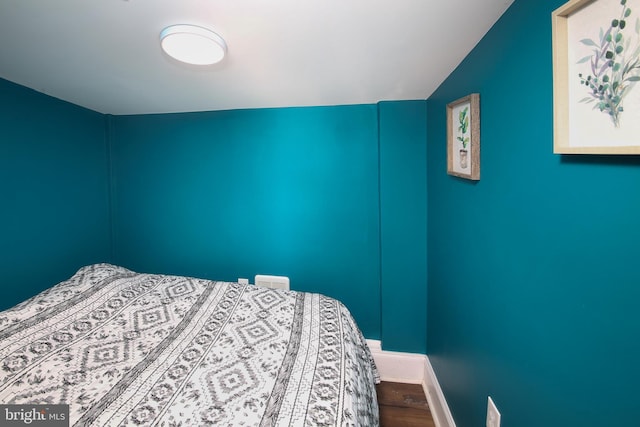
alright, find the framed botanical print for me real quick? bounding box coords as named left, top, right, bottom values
left=447, top=93, right=480, bottom=180
left=553, top=0, right=640, bottom=154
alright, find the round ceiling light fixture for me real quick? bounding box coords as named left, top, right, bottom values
left=160, top=24, right=227, bottom=65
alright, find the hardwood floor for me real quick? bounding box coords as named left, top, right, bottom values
left=377, top=382, right=436, bottom=427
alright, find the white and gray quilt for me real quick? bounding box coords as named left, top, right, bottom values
left=0, top=264, right=379, bottom=426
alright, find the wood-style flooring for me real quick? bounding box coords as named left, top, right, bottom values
left=377, top=382, right=436, bottom=427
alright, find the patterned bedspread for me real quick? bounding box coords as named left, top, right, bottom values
left=0, top=264, right=379, bottom=426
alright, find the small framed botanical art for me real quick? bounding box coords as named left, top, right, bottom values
left=447, top=93, right=480, bottom=180
left=552, top=0, right=640, bottom=154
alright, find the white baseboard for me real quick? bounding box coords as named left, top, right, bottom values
left=367, top=340, right=455, bottom=427
left=366, top=339, right=424, bottom=383
left=422, top=356, right=456, bottom=427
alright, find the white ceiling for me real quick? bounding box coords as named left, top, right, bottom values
left=0, top=0, right=514, bottom=115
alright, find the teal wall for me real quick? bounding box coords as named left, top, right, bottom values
left=427, top=0, right=640, bottom=425
left=379, top=101, right=427, bottom=353
left=0, top=79, right=111, bottom=309
left=109, top=106, right=386, bottom=337
left=0, top=79, right=429, bottom=348
left=109, top=103, right=428, bottom=345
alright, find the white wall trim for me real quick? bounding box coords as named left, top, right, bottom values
left=367, top=339, right=424, bottom=383
left=367, top=340, right=456, bottom=427
left=422, top=356, right=456, bottom=427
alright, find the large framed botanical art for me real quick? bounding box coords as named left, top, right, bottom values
left=553, top=0, right=640, bottom=154
left=447, top=93, right=480, bottom=180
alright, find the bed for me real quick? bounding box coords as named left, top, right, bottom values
left=0, top=263, right=379, bottom=426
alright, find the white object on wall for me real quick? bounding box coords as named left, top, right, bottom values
left=254, top=274, right=290, bottom=290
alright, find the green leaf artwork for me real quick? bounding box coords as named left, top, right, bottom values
left=456, top=106, right=469, bottom=149
left=578, top=0, right=640, bottom=127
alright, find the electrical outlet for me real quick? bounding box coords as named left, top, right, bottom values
left=486, top=397, right=501, bottom=427
left=255, top=274, right=289, bottom=290
left=238, top=278, right=249, bottom=285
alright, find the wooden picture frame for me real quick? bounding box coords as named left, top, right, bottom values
left=552, top=0, right=640, bottom=154
left=447, top=93, right=480, bottom=180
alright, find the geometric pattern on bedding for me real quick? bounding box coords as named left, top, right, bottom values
left=0, top=263, right=379, bottom=426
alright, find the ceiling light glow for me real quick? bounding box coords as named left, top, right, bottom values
left=160, top=24, right=227, bottom=65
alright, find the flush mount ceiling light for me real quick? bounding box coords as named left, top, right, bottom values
left=160, top=24, right=227, bottom=65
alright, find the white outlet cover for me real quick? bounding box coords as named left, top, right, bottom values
left=487, top=396, right=501, bottom=427
left=255, top=274, right=289, bottom=290
left=238, top=278, right=249, bottom=285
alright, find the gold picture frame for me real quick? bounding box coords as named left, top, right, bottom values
left=447, top=93, right=480, bottom=180
left=552, top=0, right=640, bottom=154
